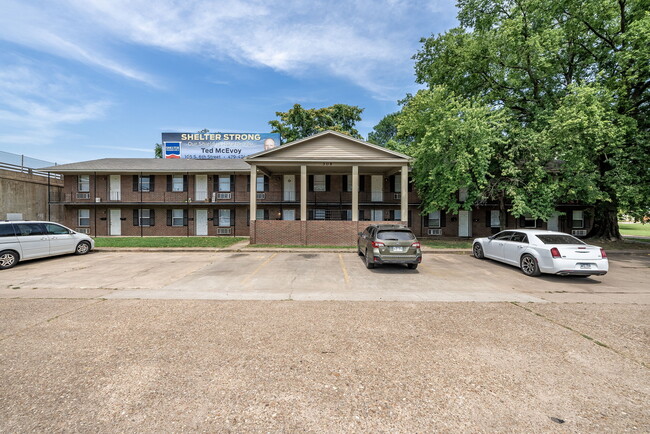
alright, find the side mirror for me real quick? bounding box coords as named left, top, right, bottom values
left=69, top=230, right=76, bottom=234
left=488, top=235, right=494, bottom=240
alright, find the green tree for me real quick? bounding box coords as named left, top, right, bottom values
left=411, top=0, right=649, bottom=239
left=269, top=104, right=363, bottom=143
left=154, top=143, right=162, bottom=158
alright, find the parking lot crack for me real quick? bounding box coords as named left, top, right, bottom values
left=510, top=302, right=649, bottom=370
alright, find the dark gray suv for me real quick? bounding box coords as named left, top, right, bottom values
left=357, top=224, right=422, bottom=269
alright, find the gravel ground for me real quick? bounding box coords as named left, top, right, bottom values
left=1, top=300, right=648, bottom=432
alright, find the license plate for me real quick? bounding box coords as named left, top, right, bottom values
left=578, top=263, right=592, bottom=269
left=390, top=247, right=405, bottom=252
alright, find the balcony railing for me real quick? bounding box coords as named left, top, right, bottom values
left=195, top=190, right=208, bottom=201
left=109, top=191, right=121, bottom=201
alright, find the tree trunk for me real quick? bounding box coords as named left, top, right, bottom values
left=586, top=200, right=622, bottom=240
left=499, top=192, right=507, bottom=231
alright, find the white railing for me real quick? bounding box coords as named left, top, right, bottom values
left=195, top=190, right=208, bottom=201
left=109, top=191, right=121, bottom=201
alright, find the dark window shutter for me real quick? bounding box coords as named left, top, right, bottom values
left=149, top=176, right=155, bottom=192
left=308, top=209, right=314, bottom=220
left=150, top=209, right=155, bottom=226
left=485, top=210, right=491, bottom=227
left=213, top=176, right=219, bottom=192
left=568, top=210, right=573, bottom=229
left=325, top=175, right=331, bottom=192
left=341, top=210, right=347, bottom=220
left=167, top=175, right=172, bottom=192
left=229, top=209, right=233, bottom=224
left=308, top=175, right=314, bottom=192
left=389, top=210, right=394, bottom=220
left=359, top=209, right=365, bottom=220
left=213, top=210, right=218, bottom=226
left=133, top=175, right=139, bottom=192
left=342, top=175, right=348, bottom=192
left=519, top=216, right=526, bottom=227
left=133, top=209, right=139, bottom=226
left=183, top=210, right=188, bottom=226
left=408, top=210, right=412, bottom=226
left=440, top=211, right=446, bottom=227
left=359, top=176, right=366, bottom=192
left=230, top=175, right=235, bottom=191
left=505, top=213, right=510, bottom=228
left=536, top=218, right=543, bottom=228
left=167, top=210, right=172, bottom=226
left=183, top=175, right=188, bottom=192
left=264, top=209, right=269, bottom=220
left=390, top=176, right=396, bottom=193
left=246, top=209, right=250, bottom=225
left=246, top=175, right=250, bottom=192
left=408, top=180, right=413, bottom=192
left=264, top=176, right=269, bottom=192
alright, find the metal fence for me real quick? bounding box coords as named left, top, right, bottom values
left=0, top=150, right=61, bottom=179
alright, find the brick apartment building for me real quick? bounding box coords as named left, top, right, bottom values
left=42, top=131, right=592, bottom=245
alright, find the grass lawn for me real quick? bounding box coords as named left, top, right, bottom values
left=618, top=222, right=650, bottom=237
left=421, top=239, right=473, bottom=249
left=249, top=244, right=356, bottom=249
left=94, top=237, right=247, bottom=248
left=584, top=238, right=650, bottom=250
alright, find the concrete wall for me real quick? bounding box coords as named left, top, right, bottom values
left=0, top=169, right=63, bottom=222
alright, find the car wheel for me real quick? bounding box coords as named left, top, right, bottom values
left=75, top=241, right=91, bottom=255
left=365, top=249, right=375, bottom=269
left=407, top=263, right=418, bottom=270
left=473, top=243, right=485, bottom=259
left=520, top=254, right=541, bottom=277
left=0, top=251, right=18, bottom=270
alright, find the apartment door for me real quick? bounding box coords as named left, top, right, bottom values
left=195, top=175, right=208, bottom=201
left=547, top=212, right=560, bottom=231
left=196, top=209, right=208, bottom=235
left=109, top=209, right=121, bottom=236
left=109, top=175, right=121, bottom=201
left=458, top=210, right=472, bottom=237
left=371, top=175, right=383, bottom=202
left=283, top=175, right=295, bottom=201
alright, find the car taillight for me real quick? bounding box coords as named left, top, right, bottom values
left=411, top=242, right=421, bottom=248
left=550, top=247, right=561, bottom=259
left=372, top=241, right=385, bottom=248
left=600, top=248, right=607, bottom=258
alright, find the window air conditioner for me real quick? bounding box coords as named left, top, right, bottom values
left=217, top=193, right=232, bottom=200
left=256, top=193, right=266, bottom=199
left=428, top=228, right=442, bottom=236
left=217, top=228, right=232, bottom=235
left=76, top=193, right=90, bottom=199
left=76, top=228, right=90, bottom=234
left=571, top=229, right=587, bottom=236
left=394, top=193, right=401, bottom=199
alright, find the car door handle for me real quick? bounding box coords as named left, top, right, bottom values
left=517, top=245, right=523, bottom=249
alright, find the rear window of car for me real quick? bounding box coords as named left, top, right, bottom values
left=0, top=224, right=16, bottom=237
left=536, top=234, right=585, bottom=245
left=377, top=230, right=415, bottom=241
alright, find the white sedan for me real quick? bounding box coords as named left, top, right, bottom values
left=472, top=229, right=608, bottom=277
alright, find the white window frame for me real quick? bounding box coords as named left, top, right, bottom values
left=394, top=175, right=401, bottom=193
left=347, top=176, right=353, bottom=192
left=172, top=209, right=184, bottom=227
left=523, top=214, right=536, bottom=228
left=78, top=175, right=90, bottom=192
left=394, top=210, right=401, bottom=221
left=490, top=210, right=500, bottom=228
left=139, top=176, right=151, bottom=192
left=218, top=209, right=231, bottom=227
left=371, top=209, right=383, bottom=221
left=256, top=176, right=265, bottom=192
left=139, top=209, right=152, bottom=227
left=428, top=210, right=441, bottom=228
left=313, top=175, right=326, bottom=192
left=78, top=209, right=90, bottom=227
left=219, top=175, right=231, bottom=192
left=256, top=209, right=265, bottom=220
left=572, top=210, right=585, bottom=229
left=346, top=209, right=352, bottom=221
left=172, top=175, right=184, bottom=192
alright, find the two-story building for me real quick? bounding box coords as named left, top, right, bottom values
left=41, top=131, right=593, bottom=244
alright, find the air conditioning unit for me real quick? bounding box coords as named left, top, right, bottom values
left=394, top=193, right=401, bottom=199
left=256, top=192, right=266, bottom=199
left=217, top=193, right=232, bottom=200
left=428, top=228, right=442, bottom=236
left=76, top=228, right=90, bottom=234
left=211, top=192, right=216, bottom=202
left=572, top=229, right=587, bottom=236
left=76, top=193, right=90, bottom=199
left=217, top=227, right=232, bottom=235
left=95, top=197, right=101, bottom=202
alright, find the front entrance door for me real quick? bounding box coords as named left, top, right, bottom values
left=109, top=175, right=121, bottom=201
left=458, top=210, right=471, bottom=237
left=547, top=212, right=560, bottom=231
left=196, top=209, right=208, bottom=235
left=109, top=209, right=121, bottom=236
left=195, top=175, right=208, bottom=201
left=283, top=175, right=295, bottom=201
left=282, top=209, right=295, bottom=220
left=371, top=175, right=383, bottom=202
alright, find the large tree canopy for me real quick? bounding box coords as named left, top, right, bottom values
left=403, top=0, right=649, bottom=239
left=269, top=104, right=364, bottom=143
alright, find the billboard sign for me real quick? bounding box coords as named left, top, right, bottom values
left=162, top=132, right=280, bottom=159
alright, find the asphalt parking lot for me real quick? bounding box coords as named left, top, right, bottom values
left=1, top=251, right=648, bottom=431
left=0, top=250, right=648, bottom=303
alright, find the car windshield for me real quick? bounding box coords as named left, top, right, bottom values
left=536, top=234, right=585, bottom=245
left=377, top=230, right=415, bottom=241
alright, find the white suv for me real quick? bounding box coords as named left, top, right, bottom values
left=0, top=221, right=95, bottom=270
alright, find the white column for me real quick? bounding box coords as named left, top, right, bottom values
left=300, top=165, right=307, bottom=221
left=352, top=165, right=359, bottom=221
left=401, top=165, right=408, bottom=224
left=250, top=164, right=257, bottom=221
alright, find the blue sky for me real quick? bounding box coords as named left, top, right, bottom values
left=0, top=0, right=458, bottom=164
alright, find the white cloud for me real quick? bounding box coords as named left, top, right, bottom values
left=0, top=0, right=457, bottom=100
